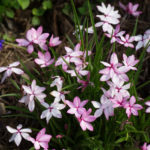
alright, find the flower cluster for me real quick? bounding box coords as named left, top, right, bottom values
left=16, top=26, right=61, bottom=54
left=96, top=53, right=143, bottom=119
left=55, top=42, right=91, bottom=79
left=66, top=96, right=96, bottom=131
left=2, top=1, right=150, bottom=149
left=6, top=125, right=52, bottom=150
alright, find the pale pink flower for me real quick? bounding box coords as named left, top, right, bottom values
left=55, top=43, right=91, bottom=74
left=49, top=34, right=62, bottom=47
left=66, top=96, right=88, bottom=118
left=35, top=51, right=54, bottom=68
left=0, top=61, right=24, bottom=83
left=145, top=101, right=150, bottom=113
left=121, top=54, right=139, bottom=71
left=40, top=101, right=65, bottom=123
left=19, top=80, right=46, bottom=112
left=124, top=96, right=143, bottom=118
left=105, top=24, right=125, bottom=43
left=28, top=128, right=52, bottom=150
left=119, top=2, right=142, bottom=17
left=107, top=77, right=130, bottom=98
left=6, top=124, right=32, bottom=146
left=141, top=142, right=150, bottom=150
left=119, top=34, right=134, bottom=48
left=92, top=94, right=114, bottom=120
left=16, top=26, right=49, bottom=53
left=55, top=43, right=83, bottom=71
left=99, top=53, right=121, bottom=81
left=78, top=108, right=96, bottom=131
left=95, top=3, right=121, bottom=33
left=55, top=56, right=71, bottom=71
left=66, top=67, right=89, bottom=77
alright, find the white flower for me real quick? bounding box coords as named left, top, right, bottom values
left=73, top=25, right=94, bottom=35
left=50, top=76, right=63, bottom=91
left=6, top=124, right=32, bottom=146
left=50, top=90, right=70, bottom=103
left=0, top=61, right=24, bottom=83
left=41, top=101, right=65, bottom=123
left=134, top=29, right=150, bottom=52
left=92, top=94, right=114, bottom=120
left=19, top=80, right=46, bottom=112
left=95, top=3, right=121, bottom=33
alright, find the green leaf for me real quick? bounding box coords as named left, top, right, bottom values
left=5, top=106, right=30, bottom=114
left=10, top=79, right=20, bottom=90
left=42, top=0, right=52, bottom=10
left=0, top=93, right=20, bottom=98
left=62, top=3, right=72, bottom=16
left=32, top=8, right=45, bottom=16
left=17, top=0, right=30, bottom=10
left=32, top=16, right=40, bottom=26
left=115, top=137, right=127, bottom=144
left=29, top=147, right=35, bottom=150
left=0, top=5, right=5, bottom=15
left=5, top=9, right=14, bottom=18
left=2, top=114, right=35, bottom=119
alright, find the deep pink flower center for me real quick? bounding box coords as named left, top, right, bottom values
left=116, top=87, right=121, bottom=92
left=48, top=107, right=53, bottom=112
left=17, top=129, right=21, bottom=133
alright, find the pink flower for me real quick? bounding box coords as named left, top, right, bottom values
left=16, top=26, right=49, bottom=53
left=95, top=3, right=121, bottom=33
left=6, top=124, right=32, bottom=146
left=35, top=51, right=54, bottom=68
left=141, top=142, right=150, bottom=150
left=0, top=61, right=24, bottom=83
left=119, top=34, right=135, bottom=48
left=78, top=108, right=96, bottom=131
left=66, top=96, right=88, bottom=118
left=49, top=34, right=62, bottom=47
left=56, top=135, right=63, bottom=139
left=28, top=128, right=52, bottom=150
left=124, top=96, right=143, bottom=118
left=119, top=2, right=142, bottom=17
left=111, top=95, right=128, bottom=108
left=19, top=80, right=46, bottom=112
left=145, top=101, right=150, bottom=113
left=105, top=24, right=125, bottom=43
